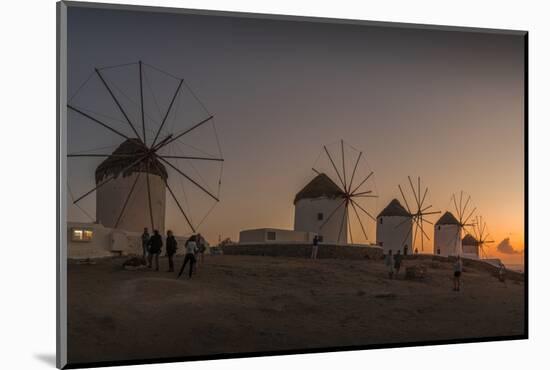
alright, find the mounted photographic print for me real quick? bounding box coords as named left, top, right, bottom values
left=56, top=1, right=527, bottom=368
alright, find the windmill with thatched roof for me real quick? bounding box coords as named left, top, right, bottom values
left=376, top=199, right=412, bottom=255
left=294, top=140, right=378, bottom=244
left=67, top=61, right=224, bottom=236
left=434, top=191, right=477, bottom=257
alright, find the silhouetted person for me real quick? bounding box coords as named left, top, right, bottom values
left=311, top=235, right=319, bottom=260
left=498, top=262, right=506, bottom=282
left=178, top=235, right=198, bottom=279
left=385, top=250, right=395, bottom=279
left=394, top=250, right=403, bottom=277
left=196, top=233, right=206, bottom=268
left=453, top=255, right=463, bottom=291
left=147, top=230, right=162, bottom=271
left=166, top=230, right=178, bottom=272
left=141, top=227, right=150, bottom=260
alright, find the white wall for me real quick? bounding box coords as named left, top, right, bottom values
left=68, top=221, right=191, bottom=259
left=462, top=243, right=479, bottom=259
left=434, top=224, right=461, bottom=257
left=96, top=172, right=166, bottom=234
left=294, top=197, right=348, bottom=243
left=376, top=216, right=413, bottom=255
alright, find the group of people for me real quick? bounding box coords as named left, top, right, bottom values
left=141, top=228, right=206, bottom=279
left=385, top=249, right=467, bottom=292
left=384, top=250, right=404, bottom=279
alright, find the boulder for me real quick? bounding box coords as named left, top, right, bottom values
left=122, top=257, right=147, bottom=270
left=405, top=264, right=427, bottom=280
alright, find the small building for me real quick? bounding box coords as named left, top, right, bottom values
left=462, top=234, right=480, bottom=260
left=376, top=199, right=412, bottom=255
left=239, top=228, right=316, bottom=244
left=293, top=173, right=347, bottom=243
left=68, top=221, right=198, bottom=259
left=95, top=138, right=167, bottom=234
left=434, top=211, right=461, bottom=257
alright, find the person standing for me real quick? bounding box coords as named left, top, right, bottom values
left=141, top=227, right=150, bottom=260
left=147, top=230, right=163, bottom=271
left=394, top=250, right=403, bottom=277
left=453, top=255, right=463, bottom=291
left=178, top=235, right=198, bottom=279
left=498, top=262, right=506, bottom=282
left=385, top=250, right=395, bottom=279
left=311, top=235, right=319, bottom=260
left=196, top=233, right=206, bottom=269
left=166, top=230, right=178, bottom=272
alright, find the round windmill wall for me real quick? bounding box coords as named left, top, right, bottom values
left=376, top=216, right=413, bottom=255
left=96, top=172, right=166, bottom=234
left=294, top=197, right=348, bottom=244
left=434, top=224, right=461, bottom=257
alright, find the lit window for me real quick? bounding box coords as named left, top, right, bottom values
left=71, top=228, right=93, bottom=242
left=266, top=231, right=276, bottom=241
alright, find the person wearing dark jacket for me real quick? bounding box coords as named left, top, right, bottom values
left=147, top=230, right=163, bottom=271
left=166, top=230, right=178, bottom=272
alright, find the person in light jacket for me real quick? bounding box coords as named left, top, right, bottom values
left=178, top=235, right=198, bottom=279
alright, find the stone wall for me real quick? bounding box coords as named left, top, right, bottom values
left=222, top=243, right=384, bottom=260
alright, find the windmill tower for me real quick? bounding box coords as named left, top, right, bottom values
left=434, top=191, right=476, bottom=257
left=461, top=234, right=480, bottom=259
left=294, top=140, right=377, bottom=244
left=294, top=173, right=347, bottom=243
left=95, top=138, right=167, bottom=233
left=67, top=61, right=224, bottom=237
left=434, top=212, right=461, bottom=256
left=376, top=199, right=412, bottom=255
left=470, top=215, right=495, bottom=259
left=385, top=176, right=441, bottom=255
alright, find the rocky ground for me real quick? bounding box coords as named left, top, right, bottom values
left=67, top=254, right=525, bottom=365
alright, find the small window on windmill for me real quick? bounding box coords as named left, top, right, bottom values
left=380, top=218, right=383, bottom=224
left=71, top=228, right=93, bottom=242
left=266, top=231, right=276, bottom=241
left=317, top=213, right=324, bottom=221
left=438, top=225, right=441, bottom=231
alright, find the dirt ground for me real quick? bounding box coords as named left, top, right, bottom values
left=67, top=255, right=525, bottom=365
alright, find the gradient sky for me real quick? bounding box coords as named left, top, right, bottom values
left=67, top=6, right=525, bottom=264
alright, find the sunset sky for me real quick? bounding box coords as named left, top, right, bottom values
left=67, top=6, right=525, bottom=264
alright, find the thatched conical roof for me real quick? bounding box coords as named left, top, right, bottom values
left=435, top=211, right=460, bottom=226
left=95, top=139, right=168, bottom=183
left=294, top=173, right=344, bottom=204
left=377, top=198, right=411, bottom=218
left=462, top=234, right=479, bottom=246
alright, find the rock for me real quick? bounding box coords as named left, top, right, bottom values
left=405, top=264, right=427, bottom=280
left=122, top=257, right=147, bottom=270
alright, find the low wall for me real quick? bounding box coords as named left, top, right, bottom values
left=414, top=254, right=524, bottom=282
left=222, top=243, right=384, bottom=260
